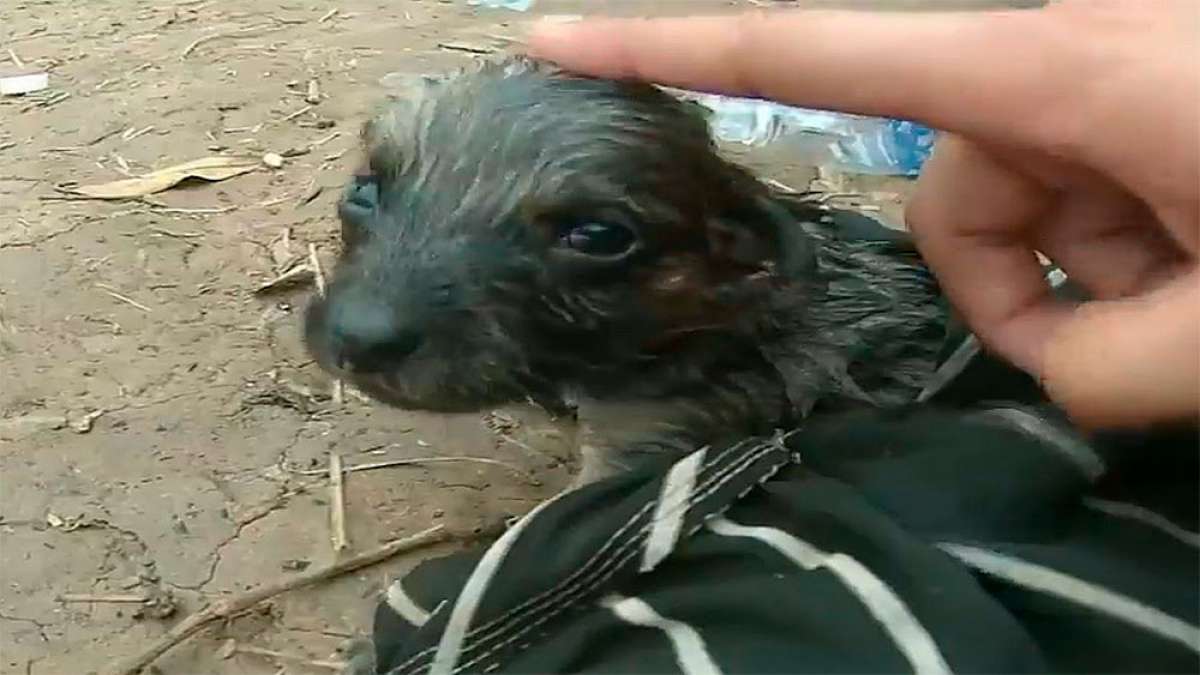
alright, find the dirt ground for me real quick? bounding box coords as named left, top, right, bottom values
left=0, top=1, right=985, bottom=673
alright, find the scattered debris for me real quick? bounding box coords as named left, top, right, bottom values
left=437, top=41, right=495, bottom=55
left=262, top=152, right=285, bottom=169
left=45, top=510, right=99, bottom=532
left=310, top=131, right=340, bottom=147
left=147, top=204, right=236, bottom=216
left=329, top=452, right=348, bottom=553
left=180, top=22, right=286, bottom=60
left=68, top=156, right=258, bottom=200
left=283, top=455, right=539, bottom=485
left=483, top=410, right=521, bottom=435
left=269, top=227, right=295, bottom=266
left=280, top=559, right=312, bottom=572
left=280, top=104, right=312, bottom=122
left=229, top=644, right=342, bottom=671
left=254, top=264, right=315, bottom=295
left=23, top=90, right=70, bottom=110
left=761, top=177, right=799, bottom=194
left=468, top=0, right=535, bottom=10
left=236, top=378, right=326, bottom=416
left=69, top=409, right=105, bottom=433
left=147, top=226, right=205, bottom=239
left=308, top=243, right=346, bottom=404
left=96, top=283, right=153, bottom=313
left=131, top=588, right=178, bottom=621
left=58, top=593, right=149, bottom=604
left=0, top=413, right=67, bottom=440
left=121, top=125, right=155, bottom=142
left=217, top=639, right=238, bottom=660
left=103, top=524, right=450, bottom=675
left=296, top=181, right=323, bottom=206
left=1, top=72, right=49, bottom=95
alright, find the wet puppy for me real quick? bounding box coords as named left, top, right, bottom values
left=305, top=56, right=946, bottom=482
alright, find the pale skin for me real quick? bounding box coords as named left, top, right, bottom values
left=529, top=0, right=1199, bottom=429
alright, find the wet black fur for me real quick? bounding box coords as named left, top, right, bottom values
left=305, top=56, right=948, bottom=478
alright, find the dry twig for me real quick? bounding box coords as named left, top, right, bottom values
left=103, top=524, right=449, bottom=675
left=232, top=644, right=341, bottom=670
left=59, top=593, right=149, bottom=604
left=280, top=104, right=312, bottom=122
left=253, top=265, right=314, bottom=295
left=308, top=243, right=345, bottom=403
left=329, top=452, right=348, bottom=553
left=96, top=284, right=152, bottom=312
left=180, top=22, right=284, bottom=59
left=283, top=455, right=539, bottom=485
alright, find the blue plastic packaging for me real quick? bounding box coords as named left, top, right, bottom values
left=468, top=0, right=535, bottom=10
left=678, top=91, right=937, bottom=176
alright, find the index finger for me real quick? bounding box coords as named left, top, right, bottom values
left=528, top=7, right=1064, bottom=149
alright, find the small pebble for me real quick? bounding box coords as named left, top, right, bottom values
left=262, top=152, right=284, bottom=169
left=281, top=559, right=312, bottom=572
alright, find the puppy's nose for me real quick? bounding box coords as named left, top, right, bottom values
left=327, top=298, right=423, bottom=373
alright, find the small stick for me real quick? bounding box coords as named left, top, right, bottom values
left=150, top=205, right=235, bottom=215
left=233, top=645, right=341, bottom=670
left=307, top=243, right=327, bottom=297
left=96, top=284, right=152, bottom=313
left=8, top=48, right=24, bottom=68
left=283, top=455, right=539, bottom=485
left=59, top=593, right=149, bottom=604
left=309, top=131, right=341, bottom=147
left=317, top=8, right=338, bottom=23
left=253, top=265, right=314, bottom=295
left=148, top=227, right=204, bottom=239
left=308, top=243, right=345, bottom=403
left=761, top=177, right=799, bottom=194
left=280, top=104, right=312, bottom=122
left=122, top=126, right=155, bottom=142
left=126, top=62, right=153, bottom=77
left=256, top=194, right=294, bottom=208
left=437, top=42, right=495, bottom=55
left=329, top=452, right=348, bottom=553
left=102, top=524, right=449, bottom=675
left=180, top=23, right=281, bottom=59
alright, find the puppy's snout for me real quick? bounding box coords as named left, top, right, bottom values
left=325, top=294, right=424, bottom=373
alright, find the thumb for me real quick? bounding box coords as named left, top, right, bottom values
left=1041, top=273, right=1200, bottom=429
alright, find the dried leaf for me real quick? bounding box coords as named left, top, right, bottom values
left=71, top=156, right=258, bottom=199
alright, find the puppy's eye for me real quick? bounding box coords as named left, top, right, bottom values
left=560, top=222, right=636, bottom=257
left=348, top=173, right=379, bottom=209
left=338, top=174, right=380, bottom=249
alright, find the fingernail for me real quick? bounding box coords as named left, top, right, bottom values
left=539, top=14, right=584, bottom=25
left=518, top=14, right=583, bottom=46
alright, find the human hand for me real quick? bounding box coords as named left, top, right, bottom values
left=528, top=1, right=1199, bottom=428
